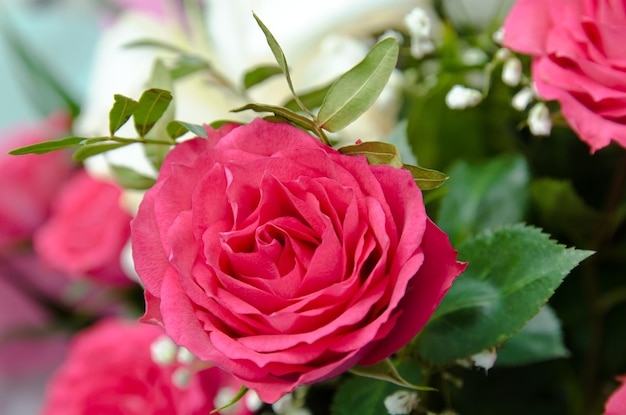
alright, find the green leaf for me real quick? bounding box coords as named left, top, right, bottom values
left=243, top=64, right=283, bottom=89
left=332, top=361, right=425, bottom=415
left=133, top=88, right=173, bottom=137
left=316, top=38, right=399, bottom=132
left=252, top=13, right=309, bottom=114
left=437, top=155, right=530, bottom=246
left=166, top=120, right=208, bottom=139
left=350, top=358, right=435, bottom=391
left=169, top=55, right=210, bottom=80
left=109, top=94, right=139, bottom=136
left=232, top=103, right=319, bottom=133
left=530, top=178, right=601, bottom=246
left=123, top=39, right=187, bottom=54
left=8, top=136, right=84, bottom=155
left=402, top=164, right=448, bottom=190
left=109, top=165, right=156, bottom=190
left=72, top=142, right=130, bottom=162
left=497, top=305, right=570, bottom=366
left=416, top=224, right=593, bottom=366
left=338, top=141, right=403, bottom=168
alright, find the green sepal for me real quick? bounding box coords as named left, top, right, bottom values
left=338, top=141, right=403, bottom=168
left=166, top=120, right=208, bottom=139
left=402, top=164, right=448, bottom=190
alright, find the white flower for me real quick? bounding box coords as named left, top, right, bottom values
left=176, top=346, right=196, bottom=365
left=511, top=87, right=534, bottom=111
left=150, top=335, right=177, bottom=366
left=502, top=57, right=522, bottom=87
left=404, top=7, right=431, bottom=38
left=471, top=348, right=498, bottom=373
left=492, top=27, right=505, bottom=45
left=171, top=367, right=190, bottom=389
left=445, top=84, right=483, bottom=109
left=461, top=47, right=488, bottom=66
left=383, top=390, right=419, bottom=415
left=528, top=102, right=552, bottom=136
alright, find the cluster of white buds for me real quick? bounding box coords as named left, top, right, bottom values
left=384, top=390, right=419, bottom=415
left=528, top=102, right=552, bottom=136
left=470, top=347, right=498, bottom=374
left=445, top=84, right=483, bottom=109
left=404, top=7, right=435, bottom=59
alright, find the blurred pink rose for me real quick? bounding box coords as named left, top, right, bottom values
left=110, top=0, right=168, bottom=18
left=0, top=112, right=74, bottom=251
left=40, top=318, right=253, bottom=415
left=0, top=254, right=70, bottom=376
left=132, top=119, right=465, bottom=403
left=503, top=0, right=626, bottom=152
left=605, top=376, right=626, bottom=415
left=34, top=170, right=133, bottom=286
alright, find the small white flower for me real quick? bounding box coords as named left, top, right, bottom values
left=492, top=27, right=505, bottom=45
left=150, top=335, right=177, bottom=366
left=410, top=38, right=435, bottom=59
left=511, top=87, right=535, bottom=111
left=245, top=390, right=264, bottom=412
left=461, top=47, right=488, bottom=66
left=528, top=102, right=552, bottom=136
left=404, top=7, right=431, bottom=38
left=502, top=57, right=522, bottom=87
left=171, top=367, right=190, bottom=389
left=445, top=84, right=483, bottom=109
left=494, top=47, right=511, bottom=62
left=383, top=390, right=419, bottom=415
left=471, top=348, right=498, bottom=373
left=176, top=346, right=196, bottom=365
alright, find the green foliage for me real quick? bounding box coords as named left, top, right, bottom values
left=243, top=65, right=283, bottom=89
left=8, top=136, right=84, bottom=155
left=332, top=361, right=425, bottom=415
left=316, top=38, right=399, bottom=132
left=166, top=120, right=208, bottom=139
left=497, top=305, right=570, bottom=366
left=437, top=155, right=530, bottom=246
left=109, top=94, right=139, bottom=136
left=416, top=224, right=593, bottom=366
left=72, top=142, right=129, bottom=162
left=132, top=88, right=173, bottom=138
left=349, top=358, right=434, bottom=391
left=109, top=165, right=156, bottom=190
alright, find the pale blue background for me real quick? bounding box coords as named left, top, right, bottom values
left=0, top=0, right=101, bottom=130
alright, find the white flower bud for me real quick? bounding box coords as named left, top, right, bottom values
left=445, top=84, right=483, bottom=109
left=462, top=47, right=488, bottom=66
left=245, top=390, right=264, bottom=412
left=404, top=7, right=431, bottom=39
left=492, top=27, right=505, bottom=45
left=528, top=102, right=552, bottom=136
left=171, top=367, right=190, bottom=389
left=150, top=335, right=177, bottom=366
left=471, top=348, right=498, bottom=373
left=176, top=346, right=196, bottom=365
left=502, top=57, right=522, bottom=87
left=383, top=390, right=419, bottom=415
left=494, top=47, right=511, bottom=62
left=410, top=38, right=435, bottom=59
left=511, top=87, right=535, bottom=111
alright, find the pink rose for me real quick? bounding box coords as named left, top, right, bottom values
left=0, top=111, right=74, bottom=251
left=132, top=118, right=465, bottom=403
left=40, top=318, right=252, bottom=415
left=503, top=0, right=626, bottom=152
left=605, top=376, right=626, bottom=415
left=34, top=170, right=133, bottom=286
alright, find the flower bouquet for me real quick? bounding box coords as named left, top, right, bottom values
left=1, top=0, right=625, bottom=414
